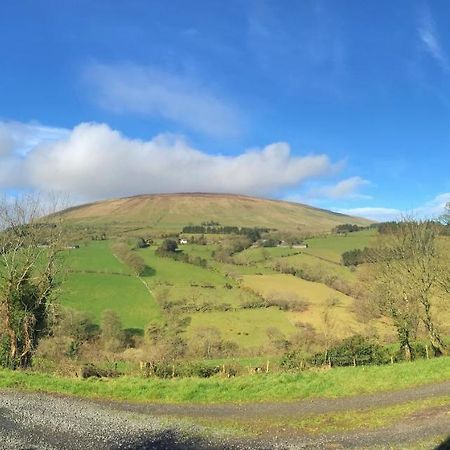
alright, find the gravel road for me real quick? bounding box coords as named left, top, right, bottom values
left=1, top=383, right=449, bottom=450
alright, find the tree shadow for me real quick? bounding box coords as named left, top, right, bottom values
left=141, top=266, right=156, bottom=277
left=435, top=436, right=450, bottom=450
left=111, top=429, right=258, bottom=450
left=124, top=328, right=144, bottom=338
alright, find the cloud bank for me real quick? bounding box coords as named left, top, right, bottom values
left=0, top=121, right=340, bottom=202
left=339, top=192, right=450, bottom=222
left=84, top=63, right=242, bottom=137
left=309, top=176, right=370, bottom=200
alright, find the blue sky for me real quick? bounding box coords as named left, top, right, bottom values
left=1, top=0, right=449, bottom=220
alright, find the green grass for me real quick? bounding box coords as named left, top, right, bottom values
left=65, top=241, right=130, bottom=274
left=233, top=247, right=300, bottom=265
left=1, top=357, right=449, bottom=404
left=267, top=251, right=357, bottom=282
left=242, top=274, right=364, bottom=336
left=193, top=395, right=450, bottom=436
left=187, top=308, right=298, bottom=347
left=60, top=241, right=162, bottom=328
left=61, top=272, right=162, bottom=328
left=304, top=229, right=376, bottom=263
left=139, top=247, right=229, bottom=286
left=138, top=247, right=262, bottom=308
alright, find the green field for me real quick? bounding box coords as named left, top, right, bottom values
left=62, top=273, right=161, bottom=328
left=187, top=308, right=298, bottom=347
left=304, top=229, right=376, bottom=263
left=233, top=246, right=301, bottom=265
left=138, top=246, right=257, bottom=308
left=266, top=251, right=357, bottom=282
left=65, top=240, right=131, bottom=274
left=242, top=274, right=365, bottom=337
left=60, top=241, right=161, bottom=328
left=56, top=230, right=389, bottom=344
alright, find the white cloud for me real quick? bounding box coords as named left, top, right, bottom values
left=0, top=121, right=70, bottom=188
left=338, top=193, right=450, bottom=222
left=0, top=121, right=341, bottom=202
left=309, top=176, right=370, bottom=200
left=414, top=192, right=450, bottom=218
left=337, top=207, right=402, bottom=222
left=418, top=8, right=450, bottom=73
left=0, top=121, right=69, bottom=157
left=83, top=63, right=242, bottom=137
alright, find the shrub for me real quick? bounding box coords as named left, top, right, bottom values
left=280, top=350, right=309, bottom=370
left=311, top=335, right=388, bottom=367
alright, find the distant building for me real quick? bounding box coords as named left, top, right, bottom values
left=292, top=243, right=308, bottom=249
left=179, top=238, right=188, bottom=245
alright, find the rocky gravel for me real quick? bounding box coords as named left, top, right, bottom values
left=0, top=387, right=449, bottom=450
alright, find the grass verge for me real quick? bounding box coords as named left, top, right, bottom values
left=0, top=357, right=449, bottom=404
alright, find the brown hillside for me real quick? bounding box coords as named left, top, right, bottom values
left=59, top=193, right=373, bottom=232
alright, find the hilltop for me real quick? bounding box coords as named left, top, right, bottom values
left=59, top=193, right=372, bottom=232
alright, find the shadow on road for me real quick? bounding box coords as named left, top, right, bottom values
left=436, top=436, right=450, bottom=450
left=112, top=429, right=253, bottom=450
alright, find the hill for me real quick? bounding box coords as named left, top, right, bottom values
left=59, top=193, right=372, bottom=233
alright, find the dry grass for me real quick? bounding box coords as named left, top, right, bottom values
left=59, top=193, right=372, bottom=232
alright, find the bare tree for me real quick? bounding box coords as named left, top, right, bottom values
left=0, top=194, right=65, bottom=369
left=367, top=219, right=448, bottom=359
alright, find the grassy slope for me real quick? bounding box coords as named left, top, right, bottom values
left=304, top=229, right=376, bottom=263
left=60, top=242, right=162, bottom=328
left=65, top=241, right=131, bottom=274
left=268, top=251, right=356, bottom=282
left=138, top=247, right=251, bottom=307
left=59, top=193, right=372, bottom=232
left=187, top=309, right=297, bottom=347
left=242, top=274, right=364, bottom=336
left=1, top=357, right=449, bottom=404
left=233, top=246, right=301, bottom=265
left=62, top=273, right=161, bottom=328
left=57, top=230, right=396, bottom=345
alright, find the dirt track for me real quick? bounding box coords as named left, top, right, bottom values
left=1, top=382, right=449, bottom=449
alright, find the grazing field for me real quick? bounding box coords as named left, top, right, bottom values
left=187, top=308, right=298, bottom=347
left=304, top=229, right=376, bottom=263
left=233, top=246, right=301, bottom=265
left=241, top=274, right=365, bottom=337
left=61, top=273, right=161, bottom=329
left=137, top=247, right=256, bottom=308
left=56, top=230, right=389, bottom=342
left=60, top=241, right=162, bottom=328
left=266, top=251, right=357, bottom=282
left=65, top=240, right=131, bottom=274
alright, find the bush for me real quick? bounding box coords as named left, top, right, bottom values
left=112, top=241, right=148, bottom=276
left=311, top=335, right=389, bottom=367
left=156, top=239, right=178, bottom=254
left=280, top=350, right=309, bottom=370
left=341, top=247, right=373, bottom=266
left=0, top=334, right=11, bottom=368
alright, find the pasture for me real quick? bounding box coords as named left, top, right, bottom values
left=241, top=274, right=365, bottom=337
left=60, top=241, right=162, bottom=328
left=304, top=229, right=376, bottom=263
